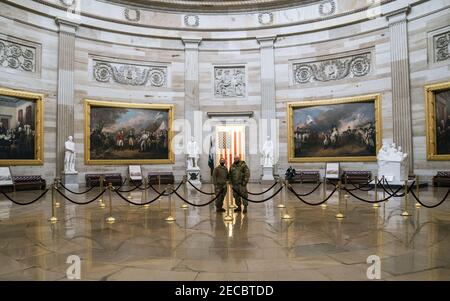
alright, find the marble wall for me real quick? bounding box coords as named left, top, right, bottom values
left=0, top=0, right=449, bottom=184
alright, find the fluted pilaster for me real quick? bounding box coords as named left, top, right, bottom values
left=386, top=7, right=413, bottom=173
left=56, top=18, right=78, bottom=175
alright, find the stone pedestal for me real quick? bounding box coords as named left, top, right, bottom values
left=261, top=166, right=274, bottom=183
left=378, top=161, right=408, bottom=182
left=187, top=167, right=201, bottom=186
left=62, top=172, right=79, bottom=190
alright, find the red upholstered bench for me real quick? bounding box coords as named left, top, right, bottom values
left=433, top=171, right=450, bottom=187
left=85, top=173, right=123, bottom=187
left=13, top=175, right=46, bottom=191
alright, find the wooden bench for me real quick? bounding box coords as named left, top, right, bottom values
left=341, top=171, right=372, bottom=184
left=286, top=169, right=320, bottom=184
left=85, top=173, right=123, bottom=187
left=148, top=172, right=174, bottom=185
left=433, top=171, right=450, bottom=187
left=13, top=175, right=46, bottom=191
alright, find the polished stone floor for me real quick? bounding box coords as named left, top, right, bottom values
left=0, top=182, right=449, bottom=281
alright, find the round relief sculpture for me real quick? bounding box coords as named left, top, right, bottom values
left=21, top=60, right=34, bottom=71
left=149, top=69, right=166, bottom=87
left=7, top=44, right=22, bottom=58
left=294, top=65, right=313, bottom=83
left=7, top=57, right=20, bottom=69
left=94, top=63, right=112, bottom=82
left=350, top=56, right=370, bottom=77
left=0, top=41, right=5, bottom=64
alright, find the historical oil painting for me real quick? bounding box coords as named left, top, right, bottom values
left=0, top=88, right=43, bottom=165
left=288, top=94, right=381, bottom=162
left=426, top=81, right=450, bottom=160
left=85, top=100, right=174, bottom=164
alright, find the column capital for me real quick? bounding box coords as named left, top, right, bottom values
left=55, top=18, right=79, bottom=34
left=385, top=6, right=410, bottom=25
left=182, top=37, right=202, bottom=49
left=257, top=36, right=277, bottom=48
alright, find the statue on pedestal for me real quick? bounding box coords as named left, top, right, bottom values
left=186, top=136, right=200, bottom=169
left=377, top=142, right=408, bottom=182
left=261, top=136, right=274, bottom=167
left=64, top=136, right=77, bottom=174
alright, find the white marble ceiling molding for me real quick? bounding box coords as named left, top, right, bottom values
left=214, top=66, right=247, bottom=99
left=183, top=15, right=199, bottom=27
left=290, top=49, right=373, bottom=85
left=92, top=58, right=168, bottom=87
left=32, top=0, right=396, bottom=32
left=0, top=36, right=40, bottom=75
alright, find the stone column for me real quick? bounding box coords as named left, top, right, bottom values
left=386, top=7, right=413, bottom=173
left=257, top=36, right=277, bottom=138
left=55, top=19, right=78, bottom=176
left=182, top=37, right=202, bottom=142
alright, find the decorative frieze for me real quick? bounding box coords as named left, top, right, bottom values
left=93, top=60, right=167, bottom=87
left=59, top=0, right=75, bottom=6
left=184, top=15, right=199, bottom=27
left=434, top=31, right=449, bottom=62
left=292, top=52, right=371, bottom=84
left=0, top=39, right=36, bottom=72
left=124, top=8, right=140, bottom=22
left=214, top=66, right=246, bottom=98
left=258, top=13, right=273, bottom=25
left=319, top=0, right=336, bottom=17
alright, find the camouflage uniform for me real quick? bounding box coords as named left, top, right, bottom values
left=212, top=164, right=229, bottom=209
left=229, top=160, right=250, bottom=208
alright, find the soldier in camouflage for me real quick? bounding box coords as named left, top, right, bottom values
left=212, top=158, right=229, bottom=212
left=229, top=155, right=250, bottom=213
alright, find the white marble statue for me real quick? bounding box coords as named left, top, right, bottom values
left=186, top=136, right=200, bottom=169
left=64, top=136, right=77, bottom=174
left=377, top=142, right=408, bottom=182
left=261, top=136, right=274, bottom=167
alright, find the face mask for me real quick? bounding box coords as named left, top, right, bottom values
left=220, top=162, right=225, bottom=166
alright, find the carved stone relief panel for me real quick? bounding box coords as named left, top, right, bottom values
left=0, top=38, right=36, bottom=73
left=434, top=31, right=449, bottom=62
left=92, top=59, right=168, bottom=87
left=292, top=52, right=371, bottom=84
left=214, top=66, right=246, bottom=98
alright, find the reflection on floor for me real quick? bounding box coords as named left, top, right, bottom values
left=0, top=182, right=449, bottom=281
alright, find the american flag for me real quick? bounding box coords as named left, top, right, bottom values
left=216, top=127, right=245, bottom=168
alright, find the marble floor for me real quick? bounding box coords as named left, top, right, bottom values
left=0, top=182, right=449, bottom=281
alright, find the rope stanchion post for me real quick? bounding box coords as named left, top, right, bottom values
left=165, top=184, right=175, bottom=222
left=373, top=176, right=380, bottom=208
left=281, top=180, right=293, bottom=220
left=344, top=174, right=349, bottom=198
left=321, top=177, right=328, bottom=209
left=415, top=176, right=421, bottom=208
left=277, top=178, right=286, bottom=208
left=55, top=178, right=60, bottom=208
left=181, top=176, right=188, bottom=209
left=143, top=177, right=150, bottom=209
left=401, top=180, right=411, bottom=217
left=48, top=182, right=58, bottom=223
left=99, top=176, right=106, bottom=208
left=335, top=181, right=345, bottom=219
left=106, top=183, right=116, bottom=224
left=223, top=182, right=233, bottom=221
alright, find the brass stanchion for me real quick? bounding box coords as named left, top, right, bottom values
left=321, top=176, right=328, bottom=209
left=373, top=176, right=380, bottom=208
left=55, top=178, right=60, bottom=208
left=99, top=176, right=106, bottom=208
left=181, top=176, right=188, bottom=209
left=344, top=175, right=349, bottom=198
left=223, top=182, right=233, bottom=221
left=165, top=184, right=175, bottom=222
left=281, top=180, right=293, bottom=220
left=401, top=180, right=411, bottom=217
left=48, top=182, right=58, bottom=223
left=415, top=176, right=421, bottom=208
left=158, top=175, right=161, bottom=210
left=335, top=181, right=345, bottom=219
left=277, top=178, right=286, bottom=208
left=143, top=177, right=150, bottom=209
left=382, top=176, right=386, bottom=223
left=106, top=183, right=115, bottom=224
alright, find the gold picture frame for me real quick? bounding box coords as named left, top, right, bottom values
left=84, top=99, right=174, bottom=165
left=287, top=94, right=382, bottom=163
left=0, top=87, right=44, bottom=166
left=425, top=81, right=450, bottom=161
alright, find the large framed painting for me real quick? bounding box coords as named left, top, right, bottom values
left=84, top=99, right=174, bottom=165
left=425, top=81, right=450, bottom=160
left=288, top=94, right=381, bottom=162
left=0, top=88, right=44, bottom=165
